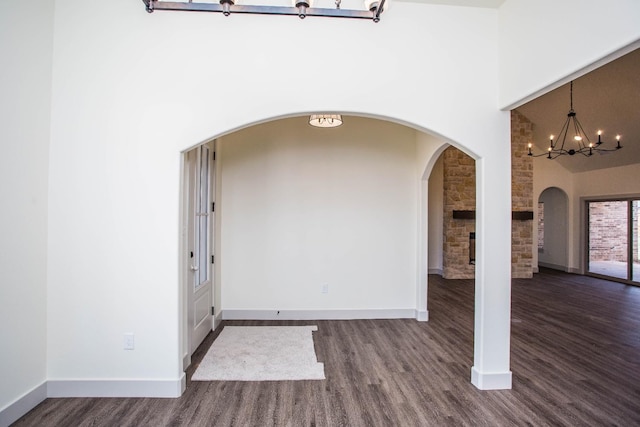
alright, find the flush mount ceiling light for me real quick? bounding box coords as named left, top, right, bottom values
left=309, top=114, right=343, bottom=128
left=143, top=0, right=388, bottom=22
left=528, top=81, right=622, bottom=159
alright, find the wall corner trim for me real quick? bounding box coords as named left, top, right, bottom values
left=415, top=310, right=429, bottom=322
left=0, top=381, right=47, bottom=427
left=470, top=366, right=512, bottom=390
left=214, top=311, right=223, bottom=329
left=182, top=353, right=192, bottom=372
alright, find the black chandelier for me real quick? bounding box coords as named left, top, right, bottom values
left=528, top=81, right=622, bottom=159
left=142, top=0, right=387, bottom=22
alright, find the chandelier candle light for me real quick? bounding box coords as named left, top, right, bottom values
left=527, top=81, right=622, bottom=159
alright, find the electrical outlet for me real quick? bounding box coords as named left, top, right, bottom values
left=321, top=283, right=329, bottom=294
left=123, top=333, right=135, bottom=350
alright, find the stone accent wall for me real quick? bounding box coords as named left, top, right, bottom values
left=511, top=110, right=534, bottom=278
left=442, top=146, right=476, bottom=279
left=441, top=111, right=534, bottom=279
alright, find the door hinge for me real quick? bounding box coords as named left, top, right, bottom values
left=211, top=255, right=215, bottom=264
left=213, top=152, right=216, bottom=161
left=211, top=306, right=215, bottom=315
left=212, top=202, right=215, bottom=212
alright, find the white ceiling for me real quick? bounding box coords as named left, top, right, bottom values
left=516, top=48, right=640, bottom=173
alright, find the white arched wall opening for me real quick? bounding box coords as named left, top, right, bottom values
left=176, top=111, right=512, bottom=394
left=537, top=187, right=570, bottom=272
left=42, top=0, right=565, bottom=402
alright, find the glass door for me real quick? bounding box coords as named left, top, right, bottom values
left=633, top=200, right=640, bottom=283
left=587, top=198, right=640, bottom=285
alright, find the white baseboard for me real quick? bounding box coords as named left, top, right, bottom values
left=214, top=311, right=223, bottom=329
left=222, top=309, right=417, bottom=321
left=470, top=366, right=512, bottom=390
left=0, top=381, right=47, bottom=427
left=415, top=310, right=429, bottom=322
left=428, top=268, right=443, bottom=275
left=47, top=375, right=186, bottom=398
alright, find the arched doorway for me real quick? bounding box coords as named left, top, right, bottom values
left=537, top=187, right=569, bottom=271
left=178, top=113, right=513, bottom=391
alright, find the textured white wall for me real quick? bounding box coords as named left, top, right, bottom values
left=499, top=0, right=640, bottom=108
left=0, top=0, right=53, bottom=417
left=219, top=117, right=418, bottom=311
left=45, top=0, right=509, bottom=385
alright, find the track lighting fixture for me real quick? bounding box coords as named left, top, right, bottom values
left=143, top=0, right=388, bottom=22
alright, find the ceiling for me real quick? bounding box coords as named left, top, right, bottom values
left=516, top=48, right=640, bottom=173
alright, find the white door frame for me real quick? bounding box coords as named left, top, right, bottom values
left=180, top=141, right=216, bottom=371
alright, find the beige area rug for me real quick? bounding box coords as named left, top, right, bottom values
left=191, top=325, right=325, bottom=381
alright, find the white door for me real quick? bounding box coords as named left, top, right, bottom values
left=186, top=143, right=215, bottom=354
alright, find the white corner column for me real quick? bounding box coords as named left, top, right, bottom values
left=471, top=137, right=513, bottom=390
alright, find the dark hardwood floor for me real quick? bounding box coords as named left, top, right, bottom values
left=14, top=269, right=640, bottom=426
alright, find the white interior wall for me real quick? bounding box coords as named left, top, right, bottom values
left=572, top=163, right=640, bottom=197
left=45, top=0, right=510, bottom=393
left=532, top=158, right=574, bottom=271
left=534, top=160, right=640, bottom=274
left=499, top=0, right=640, bottom=108
left=0, top=0, right=53, bottom=422
left=219, top=117, right=419, bottom=313
left=538, top=187, right=569, bottom=271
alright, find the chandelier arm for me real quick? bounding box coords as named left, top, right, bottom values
left=573, top=116, right=593, bottom=150
left=570, top=117, right=583, bottom=150
left=556, top=116, right=572, bottom=151
left=547, top=151, right=566, bottom=160
left=593, top=145, right=622, bottom=153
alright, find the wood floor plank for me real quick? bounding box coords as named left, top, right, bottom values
left=12, top=269, right=640, bottom=426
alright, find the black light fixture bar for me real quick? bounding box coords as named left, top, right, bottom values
left=142, top=0, right=385, bottom=21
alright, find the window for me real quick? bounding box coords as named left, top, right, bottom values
left=537, top=202, right=544, bottom=251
